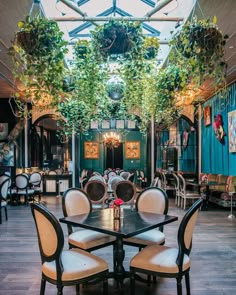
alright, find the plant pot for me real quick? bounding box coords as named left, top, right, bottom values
left=16, top=31, right=35, bottom=55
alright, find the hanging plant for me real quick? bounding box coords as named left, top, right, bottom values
left=91, top=20, right=144, bottom=60
left=9, top=15, right=68, bottom=114
left=74, top=39, right=91, bottom=59
left=143, top=36, right=160, bottom=59
left=56, top=97, right=92, bottom=139
left=169, top=17, right=228, bottom=86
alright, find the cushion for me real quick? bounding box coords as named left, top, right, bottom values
left=124, top=229, right=165, bottom=246
left=42, top=248, right=108, bottom=281
left=130, top=244, right=190, bottom=274
left=69, top=229, right=116, bottom=249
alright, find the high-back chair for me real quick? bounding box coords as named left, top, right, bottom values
left=130, top=198, right=203, bottom=295
left=178, top=173, right=202, bottom=210
left=84, top=180, right=108, bottom=208
left=0, top=178, right=10, bottom=224
left=62, top=188, right=115, bottom=251
left=88, top=175, right=106, bottom=183
left=29, top=172, right=42, bottom=202
left=124, top=187, right=168, bottom=249
left=120, top=171, right=130, bottom=180
left=14, top=174, right=34, bottom=205
left=30, top=203, right=109, bottom=295
left=113, top=180, right=136, bottom=208
left=108, top=175, right=124, bottom=192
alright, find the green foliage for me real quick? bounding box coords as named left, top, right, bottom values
left=169, top=17, right=227, bottom=86
left=56, top=97, right=92, bottom=139
left=91, top=20, right=144, bottom=61
left=9, top=15, right=68, bottom=114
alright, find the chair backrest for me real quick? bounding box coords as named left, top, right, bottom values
left=15, top=174, right=29, bottom=190
left=135, top=187, right=168, bottom=215
left=84, top=180, right=107, bottom=204
left=150, top=177, right=158, bottom=187
left=114, top=180, right=136, bottom=205
left=177, top=173, right=186, bottom=193
left=89, top=175, right=106, bottom=183
left=62, top=188, right=92, bottom=235
left=0, top=178, right=10, bottom=200
left=127, top=173, right=135, bottom=182
left=30, top=203, right=64, bottom=270
left=108, top=175, right=124, bottom=191
left=177, top=199, right=203, bottom=270
left=29, top=172, right=42, bottom=186
left=120, top=171, right=130, bottom=180
left=107, top=171, right=117, bottom=179
left=0, top=174, right=9, bottom=185
left=62, top=188, right=92, bottom=217
left=171, top=172, right=179, bottom=189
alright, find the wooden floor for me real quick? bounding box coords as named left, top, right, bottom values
left=0, top=196, right=236, bottom=295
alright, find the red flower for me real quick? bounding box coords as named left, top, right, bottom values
left=114, top=198, right=123, bottom=206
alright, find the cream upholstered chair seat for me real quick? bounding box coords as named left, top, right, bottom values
left=42, top=248, right=108, bottom=281
left=62, top=188, right=116, bottom=251
left=31, top=202, right=108, bottom=294
left=124, top=229, right=165, bottom=246
left=131, top=245, right=190, bottom=274
left=68, top=228, right=115, bottom=249
left=124, top=187, right=168, bottom=248
left=130, top=199, right=203, bottom=295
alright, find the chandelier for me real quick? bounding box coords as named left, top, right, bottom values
left=103, top=132, right=121, bottom=149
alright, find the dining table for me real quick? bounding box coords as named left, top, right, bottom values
left=60, top=208, right=178, bottom=288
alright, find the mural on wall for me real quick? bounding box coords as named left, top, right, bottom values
left=125, top=141, right=140, bottom=159
left=0, top=142, right=14, bottom=166
left=228, top=110, right=236, bottom=152
left=213, top=114, right=225, bottom=144
left=204, top=106, right=211, bottom=126
left=183, top=129, right=189, bottom=149
left=84, top=141, right=99, bottom=159
left=0, top=123, right=8, bottom=141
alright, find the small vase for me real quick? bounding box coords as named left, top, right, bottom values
left=113, top=205, right=121, bottom=220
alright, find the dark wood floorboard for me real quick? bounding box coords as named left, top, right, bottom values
left=0, top=196, right=236, bottom=294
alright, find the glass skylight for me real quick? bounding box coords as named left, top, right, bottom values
left=40, top=0, right=196, bottom=65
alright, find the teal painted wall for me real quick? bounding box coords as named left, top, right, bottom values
left=80, top=130, right=147, bottom=175
left=201, top=82, right=236, bottom=176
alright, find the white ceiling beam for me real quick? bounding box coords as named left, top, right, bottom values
left=52, top=16, right=184, bottom=22
left=144, top=0, right=174, bottom=17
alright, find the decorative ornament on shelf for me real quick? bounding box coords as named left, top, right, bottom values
left=103, top=132, right=121, bottom=149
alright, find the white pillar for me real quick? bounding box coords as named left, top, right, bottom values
left=72, top=129, right=76, bottom=187
left=24, top=108, right=28, bottom=168
left=151, top=113, right=155, bottom=181
left=198, top=105, right=202, bottom=179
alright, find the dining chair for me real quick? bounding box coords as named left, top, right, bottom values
left=108, top=175, right=124, bottom=192
left=120, top=171, right=130, bottom=180
left=124, top=187, right=168, bottom=249
left=29, top=172, right=42, bottom=202
left=0, top=178, right=10, bottom=224
left=30, top=202, right=108, bottom=295
left=13, top=174, right=35, bottom=205
left=62, top=188, right=116, bottom=251
left=88, top=175, right=106, bottom=183
left=113, top=180, right=136, bottom=209
left=130, top=198, right=203, bottom=295
left=84, top=180, right=108, bottom=208
left=178, top=173, right=202, bottom=210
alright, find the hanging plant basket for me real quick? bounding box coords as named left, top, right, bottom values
left=91, top=20, right=144, bottom=59
left=74, top=40, right=91, bottom=59
left=14, top=16, right=68, bottom=57
left=172, top=17, right=227, bottom=65
left=143, top=37, right=159, bottom=59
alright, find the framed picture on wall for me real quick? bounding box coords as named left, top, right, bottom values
left=0, top=142, right=14, bottom=166
left=228, top=110, right=236, bottom=152
left=204, top=106, right=211, bottom=126
left=0, top=123, right=8, bottom=141
left=84, top=142, right=99, bottom=159
left=125, top=141, right=140, bottom=159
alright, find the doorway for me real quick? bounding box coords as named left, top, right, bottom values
left=106, top=144, right=123, bottom=169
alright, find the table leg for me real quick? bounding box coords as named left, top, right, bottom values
left=114, top=237, right=126, bottom=286
left=201, top=184, right=210, bottom=211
